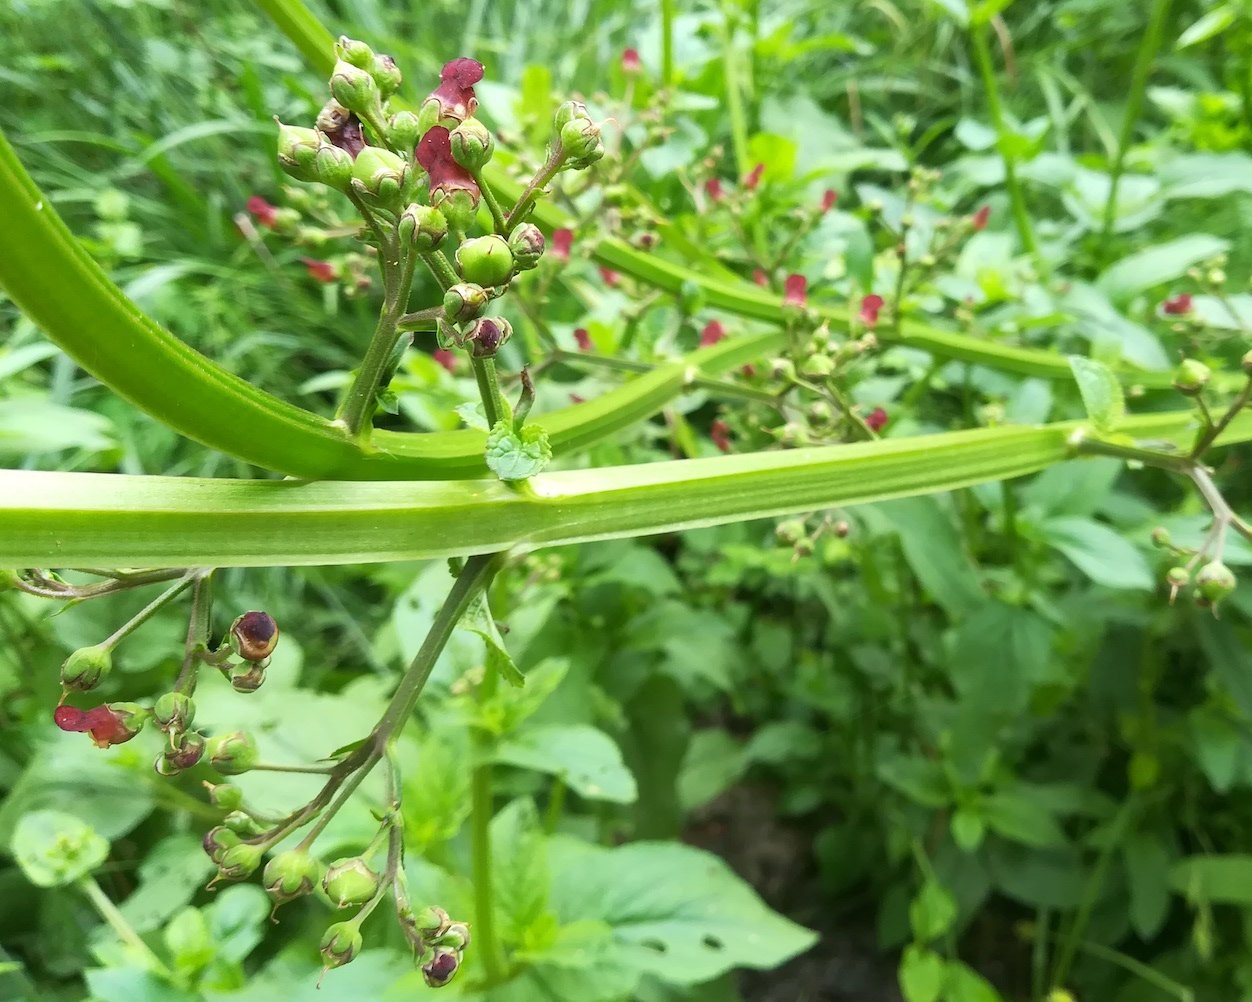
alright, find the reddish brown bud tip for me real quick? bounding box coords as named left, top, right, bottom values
left=230, top=612, right=279, bottom=662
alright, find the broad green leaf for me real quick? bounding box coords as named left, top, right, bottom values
left=399, top=725, right=473, bottom=851
left=1195, top=619, right=1252, bottom=725
left=1040, top=517, right=1153, bottom=590
left=1161, top=152, right=1252, bottom=200
left=899, top=945, right=945, bottom=1002
left=1067, top=356, right=1124, bottom=432
left=949, top=602, right=1058, bottom=717
left=1171, top=854, right=1252, bottom=905
left=84, top=968, right=199, bottom=1002
left=1097, top=234, right=1230, bottom=301
left=118, top=835, right=216, bottom=933
left=987, top=845, right=1087, bottom=908
left=485, top=420, right=552, bottom=481
left=1020, top=458, right=1122, bottom=518
left=164, top=908, right=214, bottom=975
left=678, top=729, right=747, bottom=813
left=206, top=885, right=270, bottom=965
left=981, top=790, right=1067, bottom=848
left=0, top=400, right=114, bottom=457
left=746, top=133, right=797, bottom=181
left=909, top=880, right=958, bottom=942
left=874, top=497, right=985, bottom=617
left=11, top=810, right=108, bottom=888
left=547, top=836, right=817, bottom=984
left=1123, top=833, right=1172, bottom=940
left=944, top=961, right=1006, bottom=1002
left=877, top=756, right=951, bottom=809
left=492, top=799, right=552, bottom=943
left=495, top=724, right=637, bottom=803
left=951, top=810, right=986, bottom=852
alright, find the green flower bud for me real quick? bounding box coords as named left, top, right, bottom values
left=329, top=59, right=380, bottom=118
left=466, top=316, right=513, bottom=358
left=60, top=644, right=111, bottom=692
left=322, top=856, right=381, bottom=908
left=1173, top=358, right=1211, bottom=396
left=800, top=353, right=834, bottom=378
left=335, top=36, right=375, bottom=69
left=412, top=905, right=451, bottom=939
left=433, top=188, right=478, bottom=234
left=320, top=921, right=363, bottom=971
left=399, top=203, right=448, bottom=251
left=508, top=223, right=545, bottom=271
left=422, top=947, right=462, bottom=988
left=230, top=662, right=267, bottom=693
left=202, top=825, right=241, bottom=864
left=775, top=519, right=807, bottom=545
left=553, top=100, right=588, bottom=130
left=230, top=611, right=279, bottom=662
left=154, top=692, right=195, bottom=733
left=276, top=124, right=353, bottom=191
left=443, top=283, right=489, bottom=324
left=223, top=810, right=264, bottom=836
left=449, top=117, right=494, bottom=171
left=264, top=849, right=323, bottom=906
left=156, top=730, right=206, bottom=775
left=456, top=235, right=515, bottom=287
left=216, top=841, right=264, bottom=881
left=389, top=110, right=422, bottom=152
left=432, top=922, right=471, bottom=950
left=370, top=53, right=402, bottom=100
left=0, top=569, right=20, bottom=592
left=559, top=117, right=605, bottom=169
left=204, top=782, right=243, bottom=811
left=207, top=731, right=260, bottom=775
left=769, top=357, right=796, bottom=381
left=1195, top=560, right=1237, bottom=604
left=351, top=146, right=409, bottom=211
left=1150, top=527, right=1172, bottom=548
left=1166, top=566, right=1190, bottom=589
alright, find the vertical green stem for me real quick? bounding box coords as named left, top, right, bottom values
left=1099, top=0, right=1173, bottom=252
left=722, top=14, right=751, bottom=177
left=969, top=22, right=1039, bottom=262
left=472, top=356, right=508, bottom=428
left=475, top=172, right=509, bottom=234
left=472, top=650, right=507, bottom=984
left=79, top=876, right=173, bottom=978
left=660, top=0, right=676, bottom=88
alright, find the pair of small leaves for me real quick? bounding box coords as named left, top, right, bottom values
left=485, top=420, right=551, bottom=482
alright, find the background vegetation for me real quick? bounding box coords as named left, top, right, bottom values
left=3, top=1, right=1252, bottom=1000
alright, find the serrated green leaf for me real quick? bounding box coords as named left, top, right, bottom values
left=1068, top=355, right=1125, bottom=432
left=485, top=420, right=552, bottom=481
left=11, top=810, right=108, bottom=888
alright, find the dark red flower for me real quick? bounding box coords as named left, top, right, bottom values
left=433, top=348, right=457, bottom=372
left=741, top=364, right=756, bottom=378
left=622, top=48, right=641, bottom=74
left=1162, top=293, right=1193, bottom=316
left=574, top=328, right=592, bottom=351
left=971, top=205, right=990, bottom=231
left=711, top=419, right=732, bottom=453
left=859, top=294, right=884, bottom=326
left=569, top=393, right=586, bottom=404
left=783, top=274, right=807, bottom=308
left=865, top=407, right=889, bottom=433
left=300, top=257, right=338, bottom=283
left=319, top=107, right=366, bottom=159
left=416, top=126, right=481, bottom=203
left=700, top=320, right=726, bottom=347
left=246, top=196, right=279, bottom=228
left=551, top=228, right=573, bottom=262
left=428, top=57, right=484, bottom=123
left=54, top=703, right=144, bottom=748
left=598, top=266, right=620, bottom=287
left=744, top=163, right=765, bottom=190
left=821, top=189, right=838, bottom=213
left=705, top=177, right=724, bottom=202
left=752, top=268, right=769, bottom=287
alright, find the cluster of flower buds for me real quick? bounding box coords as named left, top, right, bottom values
left=775, top=515, right=850, bottom=561
left=398, top=905, right=472, bottom=988
left=222, top=611, right=280, bottom=692
left=1152, top=527, right=1240, bottom=612
left=553, top=101, right=606, bottom=171
left=153, top=691, right=207, bottom=776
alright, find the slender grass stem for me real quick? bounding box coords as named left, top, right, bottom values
left=721, top=16, right=751, bottom=177
left=660, top=0, right=676, bottom=87
left=79, top=876, right=173, bottom=978
left=471, top=627, right=507, bottom=984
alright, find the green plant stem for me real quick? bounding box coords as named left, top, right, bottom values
left=471, top=658, right=507, bottom=985
left=1192, top=376, right=1252, bottom=457
left=336, top=248, right=416, bottom=439
left=173, top=571, right=213, bottom=693
left=1099, top=0, right=1173, bottom=252
left=99, top=573, right=195, bottom=650
left=660, top=0, right=675, bottom=87
left=419, top=250, right=458, bottom=290
left=549, top=348, right=780, bottom=404
left=475, top=170, right=509, bottom=233
left=472, top=357, right=507, bottom=427
left=721, top=15, right=751, bottom=177
left=11, top=568, right=188, bottom=600
left=969, top=22, right=1039, bottom=262
left=79, top=875, right=173, bottom=978
left=504, top=144, right=567, bottom=231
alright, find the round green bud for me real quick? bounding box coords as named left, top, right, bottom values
left=335, top=36, right=375, bottom=69
left=412, top=905, right=451, bottom=938
left=216, top=841, right=265, bottom=881
left=443, top=283, right=489, bottom=324
left=807, top=401, right=833, bottom=425
left=775, top=519, right=806, bottom=545
left=157, top=730, right=207, bottom=775
left=370, top=53, right=402, bottom=100
left=433, top=188, right=478, bottom=234
left=329, top=59, right=380, bottom=117
left=230, top=611, right=279, bottom=662
left=389, top=110, right=422, bottom=152
left=154, top=692, right=195, bottom=733
left=223, top=810, right=264, bottom=836
left=800, top=353, right=834, bottom=378
left=455, top=235, right=515, bottom=287
left=422, top=947, right=462, bottom=988
left=398, top=203, right=448, bottom=251
left=1173, top=358, right=1211, bottom=396
left=769, top=357, right=796, bottom=381
left=202, top=825, right=240, bottom=863
left=264, top=849, right=323, bottom=906
left=559, top=117, right=605, bottom=168
left=207, top=731, right=260, bottom=775
left=508, top=223, right=545, bottom=271
left=449, top=117, right=494, bottom=171
left=276, top=123, right=352, bottom=192
left=351, top=146, right=407, bottom=200
left=60, top=644, right=111, bottom=693
left=230, top=662, right=267, bottom=694
left=1195, top=560, right=1237, bottom=603
left=1150, top=526, right=1172, bottom=548
left=553, top=100, right=589, bottom=130
left=322, top=856, right=381, bottom=908
left=1166, top=566, right=1190, bottom=589
left=320, top=921, right=363, bottom=970
left=205, top=782, right=243, bottom=812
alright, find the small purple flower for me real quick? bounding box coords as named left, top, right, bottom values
left=416, top=126, right=481, bottom=204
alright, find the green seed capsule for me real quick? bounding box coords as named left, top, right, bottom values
left=455, top=235, right=515, bottom=287
left=60, top=644, right=111, bottom=692
left=322, top=856, right=381, bottom=908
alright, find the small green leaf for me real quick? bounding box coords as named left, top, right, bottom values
left=944, top=960, right=1007, bottom=1002
left=11, top=810, right=108, bottom=888
left=899, top=945, right=945, bottom=1002
left=465, top=593, right=525, bottom=687
left=1177, top=5, right=1236, bottom=49
left=485, top=420, right=552, bottom=481
left=909, top=880, right=958, bottom=942
left=981, top=790, right=1067, bottom=848
left=951, top=810, right=986, bottom=853
left=1097, top=234, right=1230, bottom=301
left=1123, top=833, right=1172, bottom=940
left=1067, top=356, right=1124, bottom=432
left=1040, top=517, right=1153, bottom=591
left=496, top=724, right=637, bottom=803
left=1171, top=854, right=1252, bottom=905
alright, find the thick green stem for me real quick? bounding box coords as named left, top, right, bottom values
left=471, top=650, right=507, bottom=983
left=472, top=357, right=508, bottom=428
left=721, top=16, right=751, bottom=177
left=475, top=172, right=509, bottom=234
left=969, top=23, right=1039, bottom=262
left=660, top=0, right=676, bottom=87
left=504, top=145, right=567, bottom=231
left=1099, top=0, right=1173, bottom=252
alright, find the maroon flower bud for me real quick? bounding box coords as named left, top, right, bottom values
left=859, top=294, right=884, bottom=326
left=301, top=257, right=338, bottom=283
left=246, top=196, right=280, bottom=227
left=230, top=611, right=279, bottom=662
left=465, top=317, right=513, bottom=358
left=783, top=274, right=807, bottom=308
left=315, top=100, right=366, bottom=159
left=821, top=189, right=838, bottom=213
left=156, top=730, right=207, bottom=775
left=1162, top=292, right=1193, bottom=316
left=416, top=126, right=481, bottom=206
left=752, top=268, right=768, bottom=287
left=202, top=825, right=241, bottom=863
left=711, top=419, right=732, bottom=453
left=422, top=947, right=462, bottom=988
left=508, top=223, right=545, bottom=270
left=699, top=320, right=726, bottom=347
left=744, top=163, right=764, bottom=189
left=705, top=177, right=724, bottom=202
left=598, top=265, right=620, bottom=287
left=971, top=205, right=990, bottom=231
left=865, top=407, right=889, bottom=433
left=551, top=228, right=573, bottom=262
left=54, top=702, right=149, bottom=748
left=433, top=348, right=457, bottom=372
left=423, top=57, right=484, bottom=125
left=574, top=328, right=592, bottom=351
left=622, top=48, right=641, bottom=74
